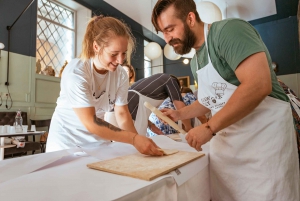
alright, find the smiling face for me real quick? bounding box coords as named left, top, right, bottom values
left=157, top=5, right=197, bottom=55
left=93, top=36, right=128, bottom=73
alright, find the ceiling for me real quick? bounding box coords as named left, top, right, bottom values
left=103, top=0, right=277, bottom=39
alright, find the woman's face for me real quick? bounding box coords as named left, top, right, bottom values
left=93, top=36, right=128, bottom=72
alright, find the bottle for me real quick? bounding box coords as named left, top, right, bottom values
left=15, top=109, right=23, bottom=133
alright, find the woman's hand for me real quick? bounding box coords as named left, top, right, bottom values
left=186, top=124, right=214, bottom=151
left=160, top=108, right=181, bottom=122
left=133, top=135, right=164, bottom=156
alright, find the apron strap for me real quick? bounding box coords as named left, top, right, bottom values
left=287, top=89, right=300, bottom=116
left=204, top=23, right=212, bottom=65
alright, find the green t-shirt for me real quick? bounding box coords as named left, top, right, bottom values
left=191, top=18, right=288, bottom=102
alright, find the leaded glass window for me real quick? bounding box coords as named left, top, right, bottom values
left=36, top=0, right=75, bottom=77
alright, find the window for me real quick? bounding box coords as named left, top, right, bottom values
left=36, top=0, right=75, bottom=77
left=144, top=40, right=152, bottom=78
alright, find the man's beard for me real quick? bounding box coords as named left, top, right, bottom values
left=169, top=23, right=197, bottom=55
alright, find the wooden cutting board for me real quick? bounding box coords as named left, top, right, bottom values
left=87, top=151, right=204, bottom=181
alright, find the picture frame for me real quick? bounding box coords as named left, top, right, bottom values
left=178, top=76, right=190, bottom=88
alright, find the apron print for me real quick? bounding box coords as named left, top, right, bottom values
left=212, top=82, right=227, bottom=99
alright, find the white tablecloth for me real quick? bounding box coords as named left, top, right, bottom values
left=0, top=136, right=210, bottom=201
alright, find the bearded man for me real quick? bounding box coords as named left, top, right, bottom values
left=151, top=0, right=299, bottom=200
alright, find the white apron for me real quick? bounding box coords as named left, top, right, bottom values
left=46, top=61, right=113, bottom=152
left=196, top=24, right=299, bottom=201
left=129, top=90, right=163, bottom=135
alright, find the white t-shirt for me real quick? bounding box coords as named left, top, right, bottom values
left=46, top=58, right=129, bottom=152
left=57, top=58, right=129, bottom=110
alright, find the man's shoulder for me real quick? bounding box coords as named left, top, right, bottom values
left=210, top=19, right=252, bottom=38
left=211, top=18, right=248, bottom=30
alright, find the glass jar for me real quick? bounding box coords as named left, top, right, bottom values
left=14, top=109, right=23, bottom=133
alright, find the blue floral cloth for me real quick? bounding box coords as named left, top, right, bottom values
left=147, top=93, right=197, bottom=137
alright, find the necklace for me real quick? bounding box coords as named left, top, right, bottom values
left=95, top=74, right=107, bottom=90
left=94, top=69, right=108, bottom=90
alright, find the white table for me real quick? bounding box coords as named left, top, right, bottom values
left=0, top=136, right=210, bottom=201
left=0, top=131, right=45, bottom=160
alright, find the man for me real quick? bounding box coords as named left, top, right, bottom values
left=152, top=0, right=299, bottom=200
left=128, top=73, right=192, bottom=135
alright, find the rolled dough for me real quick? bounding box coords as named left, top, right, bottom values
left=158, top=148, right=179, bottom=155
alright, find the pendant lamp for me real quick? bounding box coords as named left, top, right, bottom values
left=163, top=44, right=181, bottom=60
left=197, top=1, right=222, bottom=24
left=144, top=42, right=162, bottom=60
left=182, top=48, right=196, bottom=59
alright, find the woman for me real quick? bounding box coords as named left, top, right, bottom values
left=46, top=15, right=163, bottom=156
left=122, top=63, right=135, bottom=86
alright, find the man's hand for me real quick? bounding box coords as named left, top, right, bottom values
left=160, top=108, right=181, bottom=122
left=133, top=135, right=164, bottom=156
left=186, top=124, right=214, bottom=151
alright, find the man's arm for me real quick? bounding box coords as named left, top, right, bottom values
left=207, top=52, right=272, bottom=133
left=165, top=100, right=210, bottom=122
left=173, top=100, right=193, bottom=131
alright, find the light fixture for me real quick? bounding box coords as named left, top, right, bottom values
left=182, top=48, right=196, bottom=58
left=0, top=43, right=4, bottom=58
left=164, top=44, right=181, bottom=60
left=183, top=59, right=189, bottom=65
left=144, top=42, right=162, bottom=60
left=197, top=1, right=222, bottom=24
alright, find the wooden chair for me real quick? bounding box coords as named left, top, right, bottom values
left=30, top=119, right=51, bottom=153
left=0, top=112, right=40, bottom=157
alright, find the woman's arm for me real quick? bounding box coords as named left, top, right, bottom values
left=73, top=107, right=163, bottom=156
left=114, top=104, right=137, bottom=133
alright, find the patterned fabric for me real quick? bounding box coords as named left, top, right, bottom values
left=277, top=79, right=300, bottom=164
left=147, top=93, right=197, bottom=137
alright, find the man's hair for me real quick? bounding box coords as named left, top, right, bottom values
left=151, top=0, right=201, bottom=33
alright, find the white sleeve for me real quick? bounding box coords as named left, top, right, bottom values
left=114, top=67, right=129, bottom=106
left=64, top=62, right=94, bottom=108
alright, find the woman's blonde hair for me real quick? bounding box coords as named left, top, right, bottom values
left=123, top=63, right=136, bottom=83
left=80, top=15, right=135, bottom=61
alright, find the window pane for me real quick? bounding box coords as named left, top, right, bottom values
left=144, top=40, right=152, bottom=78
left=36, top=0, right=75, bottom=77
left=144, top=59, right=151, bottom=78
